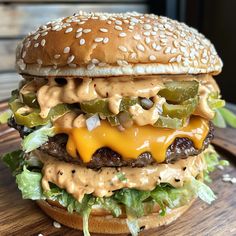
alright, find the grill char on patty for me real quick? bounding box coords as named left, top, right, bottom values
left=8, top=118, right=214, bottom=168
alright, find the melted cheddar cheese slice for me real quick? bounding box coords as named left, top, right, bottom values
left=55, top=116, right=209, bottom=163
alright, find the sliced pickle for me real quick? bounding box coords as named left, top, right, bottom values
left=120, top=97, right=138, bottom=111
left=154, top=116, right=185, bottom=129
left=80, top=99, right=112, bottom=116
left=208, top=92, right=225, bottom=110
left=9, top=98, right=70, bottom=128
left=162, top=97, right=198, bottom=119
left=21, top=93, right=39, bottom=108
left=108, top=116, right=120, bottom=126
left=158, top=80, right=199, bottom=103
left=81, top=98, right=138, bottom=116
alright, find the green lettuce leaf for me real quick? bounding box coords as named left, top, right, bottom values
left=0, top=110, right=12, bottom=124
left=113, top=188, right=150, bottom=218
left=95, top=197, right=122, bottom=217
left=1, top=150, right=25, bottom=176
left=213, top=109, right=227, bottom=128
left=126, top=218, right=140, bottom=236
left=16, top=166, right=45, bottom=200
left=188, top=177, right=216, bottom=204
left=22, top=124, right=55, bottom=153
left=217, top=107, right=236, bottom=128
left=203, top=146, right=229, bottom=182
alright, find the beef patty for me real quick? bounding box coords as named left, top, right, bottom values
left=8, top=118, right=214, bottom=168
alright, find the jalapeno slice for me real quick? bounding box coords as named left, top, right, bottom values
left=9, top=98, right=70, bottom=128
left=158, top=80, right=199, bottom=103
left=162, top=97, right=198, bottom=119
left=154, top=116, right=185, bottom=129
left=21, top=93, right=39, bottom=108
left=80, top=97, right=138, bottom=116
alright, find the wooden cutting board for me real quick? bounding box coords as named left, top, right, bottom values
left=0, top=101, right=236, bottom=236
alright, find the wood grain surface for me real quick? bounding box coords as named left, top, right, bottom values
left=0, top=102, right=236, bottom=236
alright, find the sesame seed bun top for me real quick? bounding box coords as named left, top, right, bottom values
left=16, top=12, right=223, bottom=77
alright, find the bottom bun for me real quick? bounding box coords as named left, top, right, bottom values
left=36, top=199, right=195, bottom=234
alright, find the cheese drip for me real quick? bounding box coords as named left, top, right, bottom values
left=55, top=116, right=209, bottom=163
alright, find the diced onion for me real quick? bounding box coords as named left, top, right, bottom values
left=86, top=114, right=101, bottom=131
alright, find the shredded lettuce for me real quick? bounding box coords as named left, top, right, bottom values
left=113, top=189, right=150, bottom=218
left=0, top=110, right=12, bottom=124
left=126, top=218, right=140, bottom=236
left=1, top=150, right=25, bottom=176
left=16, top=166, right=45, bottom=200
left=203, top=146, right=229, bottom=182
left=22, top=124, right=55, bottom=153
left=5, top=146, right=222, bottom=236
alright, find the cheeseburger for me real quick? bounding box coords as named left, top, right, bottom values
left=1, top=12, right=230, bottom=235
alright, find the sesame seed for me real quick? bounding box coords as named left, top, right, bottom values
left=65, top=27, right=73, bottom=33
left=38, top=234, right=43, bottom=236
left=171, top=48, right=177, bottom=54
left=201, top=58, right=208, bottom=64
left=34, top=43, right=39, bottom=48
left=164, top=47, right=171, bottom=54
left=83, top=28, right=91, bottom=33
left=119, top=32, right=127, bottom=37
left=153, top=26, right=158, bottom=32
left=54, top=54, right=61, bottom=59
left=169, top=57, right=176, bottom=63
left=149, top=55, right=156, bottom=61
left=22, top=51, right=26, bottom=58
left=80, top=38, right=85, bottom=45
left=155, top=45, right=162, bottom=51
left=115, top=20, right=122, bottom=25
left=118, top=45, right=128, bottom=52
left=145, top=37, right=151, bottom=44
left=128, top=25, right=134, bottom=30
left=92, top=58, right=99, bottom=64
left=67, top=55, right=75, bottom=64
left=87, top=63, right=95, bottom=70
left=76, top=32, right=82, bottom=38
left=103, top=37, right=109, bottom=44
left=143, top=31, right=150, bottom=36
left=160, top=38, right=168, bottom=43
left=78, top=21, right=85, bottom=25
left=133, top=35, right=141, bottom=41
left=107, top=20, right=112, bottom=25
left=94, top=37, right=103, bottom=43
left=98, top=62, right=107, bottom=67
left=130, top=52, right=137, bottom=59
left=180, top=46, right=187, bottom=53
left=100, top=28, right=108, bottom=33
left=176, top=54, right=182, bottom=62
left=151, top=31, right=157, bottom=36
left=52, top=25, right=60, bottom=31
left=63, top=47, right=70, bottom=53
left=33, top=34, right=40, bottom=40
left=53, top=221, right=61, bottom=229
left=41, top=39, right=46, bottom=47
left=137, top=44, right=145, bottom=52
left=114, top=25, right=122, bottom=31
left=37, top=59, right=43, bottom=65
left=77, top=28, right=83, bottom=32
left=41, top=32, right=48, bottom=36
left=117, top=60, right=128, bottom=66
left=143, top=24, right=152, bottom=30
left=173, top=40, right=179, bottom=48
